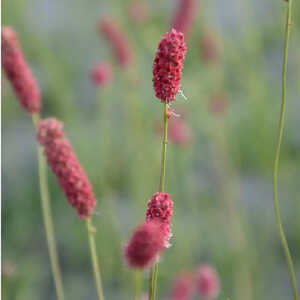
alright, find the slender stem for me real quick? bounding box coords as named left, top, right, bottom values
left=273, top=2, right=298, bottom=300
left=134, top=270, right=142, bottom=300
left=86, top=218, right=105, bottom=300
left=32, top=114, right=65, bottom=300
left=149, top=103, right=169, bottom=300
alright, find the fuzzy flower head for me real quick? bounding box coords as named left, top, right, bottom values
left=146, top=192, right=173, bottom=246
left=124, top=222, right=165, bottom=269
left=2, top=26, right=41, bottom=114
left=90, top=62, right=113, bottom=87
left=153, top=29, right=187, bottom=103
left=170, top=272, right=195, bottom=300
left=99, top=17, right=134, bottom=69
left=37, top=118, right=96, bottom=219
left=195, top=265, right=220, bottom=299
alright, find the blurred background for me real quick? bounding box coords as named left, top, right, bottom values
left=2, top=0, right=300, bottom=299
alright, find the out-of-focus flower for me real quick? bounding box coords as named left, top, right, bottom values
left=168, top=117, right=193, bottom=147
left=171, top=0, right=197, bottom=37
left=127, top=1, right=149, bottom=24
left=37, top=118, right=95, bottom=219
left=169, top=272, right=195, bottom=300
left=99, top=17, right=134, bottom=69
left=2, top=261, right=17, bottom=277
left=146, top=192, right=173, bottom=247
left=153, top=29, right=187, bottom=103
left=200, top=30, right=221, bottom=65
left=1, top=26, right=41, bottom=114
left=124, top=222, right=165, bottom=269
left=90, top=62, right=113, bottom=87
left=209, top=93, right=229, bottom=116
left=195, top=264, right=220, bottom=299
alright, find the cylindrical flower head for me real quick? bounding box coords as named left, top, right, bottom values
left=170, top=272, right=195, bottom=300
left=124, top=222, right=165, bottom=269
left=195, top=265, right=220, bottom=299
left=1, top=26, right=41, bottom=114
left=37, top=118, right=95, bottom=219
left=99, top=17, right=134, bottom=69
left=90, top=62, right=113, bottom=87
left=146, top=192, right=173, bottom=246
left=153, top=29, right=187, bottom=103
left=171, top=0, right=197, bottom=37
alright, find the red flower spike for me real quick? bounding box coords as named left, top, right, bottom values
left=146, top=192, right=173, bottom=246
left=99, top=17, right=134, bottom=69
left=1, top=26, right=41, bottom=114
left=171, top=0, right=197, bottom=37
left=37, top=118, right=96, bottom=219
left=124, top=222, right=165, bottom=269
left=195, top=265, right=220, bottom=299
left=153, top=29, right=187, bottom=103
left=170, top=272, right=195, bottom=300
left=90, top=62, right=113, bottom=87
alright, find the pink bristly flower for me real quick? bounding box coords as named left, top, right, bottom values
left=171, top=0, right=197, bottom=37
left=170, top=272, right=195, bottom=300
left=1, top=26, right=41, bottom=114
left=146, top=192, right=173, bottom=247
left=124, top=222, right=165, bottom=269
left=90, top=62, right=113, bottom=87
left=168, top=117, right=193, bottom=147
left=153, top=29, right=187, bottom=103
left=127, top=1, right=149, bottom=24
left=99, top=17, right=134, bottom=69
left=195, top=265, right=220, bottom=299
left=37, top=118, right=95, bottom=219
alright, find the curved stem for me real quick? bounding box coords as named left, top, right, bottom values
left=32, top=114, right=65, bottom=300
left=86, top=218, right=105, bottom=300
left=149, top=103, right=169, bottom=300
left=273, top=1, right=298, bottom=299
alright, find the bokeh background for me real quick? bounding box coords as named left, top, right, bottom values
left=2, top=0, right=300, bottom=299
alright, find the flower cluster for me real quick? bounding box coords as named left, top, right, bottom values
left=2, top=26, right=41, bottom=114
left=153, top=29, right=187, bottom=103
left=37, top=118, right=96, bottom=219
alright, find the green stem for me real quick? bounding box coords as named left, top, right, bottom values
left=32, top=114, right=65, bottom=300
left=273, top=2, right=298, bottom=300
left=134, top=270, right=142, bottom=300
left=149, top=103, right=169, bottom=300
left=86, top=218, right=105, bottom=300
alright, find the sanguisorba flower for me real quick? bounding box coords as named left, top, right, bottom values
left=170, top=0, right=197, bottom=37
left=1, top=26, right=41, bottom=114
left=37, top=118, right=95, bottom=219
left=99, top=17, right=134, bottom=69
left=170, top=272, right=195, bottom=300
left=195, top=265, right=220, bottom=300
left=146, top=192, right=173, bottom=247
left=90, top=62, right=113, bottom=87
left=124, top=222, right=165, bottom=269
left=153, top=29, right=187, bottom=103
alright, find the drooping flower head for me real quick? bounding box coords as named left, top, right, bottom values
left=195, top=264, right=220, bottom=299
left=170, top=272, right=195, bottom=300
left=1, top=26, right=41, bottom=114
left=99, top=17, right=134, bottom=69
left=124, top=222, right=165, bottom=269
left=146, top=192, right=173, bottom=246
left=37, top=118, right=95, bottom=219
left=90, top=62, right=113, bottom=87
left=171, top=0, right=197, bottom=37
left=153, top=29, right=187, bottom=103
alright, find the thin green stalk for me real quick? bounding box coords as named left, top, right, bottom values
left=32, top=114, right=65, bottom=300
left=134, top=270, right=142, bottom=300
left=149, top=103, right=169, bottom=300
left=273, top=1, right=298, bottom=299
left=86, top=218, right=105, bottom=300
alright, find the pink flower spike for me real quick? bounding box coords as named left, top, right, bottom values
left=146, top=192, right=173, bottom=247
left=2, top=26, right=41, bottom=114
left=99, top=17, right=134, bottom=69
left=153, top=29, right=187, bottom=103
left=37, top=118, right=96, bottom=219
left=124, top=222, right=165, bottom=269
left=90, top=62, right=113, bottom=87
left=170, top=272, right=195, bottom=300
left=195, top=264, right=220, bottom=299
left=171, top=0, right=197, bottom=37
